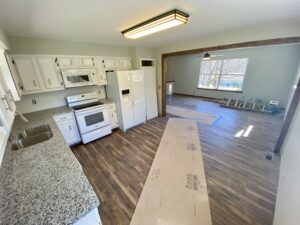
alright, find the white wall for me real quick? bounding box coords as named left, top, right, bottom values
left=273, top=102, right=300, bottom=225
left=155, top=25, right=300, bottom=114
left=166, top=44, right=300, bottom=108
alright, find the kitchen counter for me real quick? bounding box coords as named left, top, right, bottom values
left=0, top=106, right=100, bottom=225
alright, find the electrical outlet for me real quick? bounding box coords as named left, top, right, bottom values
left=32, top=99, right=37, bottom=105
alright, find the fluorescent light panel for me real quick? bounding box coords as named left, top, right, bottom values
left=122, top=9, right=189, bottom=39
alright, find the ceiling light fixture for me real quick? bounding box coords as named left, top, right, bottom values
left=122, top=9, right=189, bottom=39
left=203, top=52, right=210, bottom=60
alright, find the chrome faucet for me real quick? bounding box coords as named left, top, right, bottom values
left=15, top=111, right=28, bottom=123
left=9, top=111, right=28, bottom=149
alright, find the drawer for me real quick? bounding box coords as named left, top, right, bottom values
left=53, top=112, right=74, bottom=123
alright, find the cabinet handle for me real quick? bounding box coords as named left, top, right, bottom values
left=0, top=118, right=3, bottom=127
left=33, top=80, right=37, bottom=87
left=1, top=95, right=12, bottom=111
left=61, top=82, right=64, bottom=86
left=69, top=125, right=72, bottom=130
left=20, top=85, right=24, bottom=90
left=48, top=79, right=51, bottom=85
left=6, top=90, right=14, bottom=101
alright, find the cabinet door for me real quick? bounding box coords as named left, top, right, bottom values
left=5, top=54, right=22, bottom=100
left=54, top=113, right=81, bottom=145
left=104, top=59, right=116, bottom=70
left=37, top=56, right=64, bottom=90
left=56, top=57, right=75, bottom=68
left=77, top=57, right=94, bottom=67
left=13, top=56, right=42, bottom=92
left=94, top=58, right=107, bottom=85
left=0, top=69, right=15, bottom=128
left=0, top=52, right=21, bottom=101
left=0, top=110, right=10, bottom=166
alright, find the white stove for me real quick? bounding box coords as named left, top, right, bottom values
left=67, top=92, right=111, bottom=144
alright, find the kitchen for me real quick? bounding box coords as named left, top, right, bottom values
left=0, top=49, right=158, bottom=224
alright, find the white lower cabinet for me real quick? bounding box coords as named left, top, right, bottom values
left=107, top=103, right=118, bottom=129
left=53, top=112, right=81, bottom=146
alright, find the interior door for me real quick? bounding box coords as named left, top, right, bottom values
left=37, top=56, right=64, bottom=90
left=130, top=70, right=146, bottom=126
left=14, top=56, right=41, bottom=92
left=117, top=71, right=135, bottom=130
left=141, top=59, right=158, bottom=120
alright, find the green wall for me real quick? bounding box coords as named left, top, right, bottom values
left=167, top=44, right=300, bottom=107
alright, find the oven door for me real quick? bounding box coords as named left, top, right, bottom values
left=75, top=107, right=110, bottom=134
left=63, top=73, right=93, bottom=88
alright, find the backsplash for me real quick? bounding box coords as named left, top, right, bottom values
left=16, top=85, right=106, bottom=114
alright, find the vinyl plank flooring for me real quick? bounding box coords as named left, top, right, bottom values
left=71, top=94, right=282, bottom=225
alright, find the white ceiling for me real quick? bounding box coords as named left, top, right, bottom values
left=0, top=0, right=299, bottom=47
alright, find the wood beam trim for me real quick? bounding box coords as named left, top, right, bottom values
left=162, top=37, right=300, bottom=57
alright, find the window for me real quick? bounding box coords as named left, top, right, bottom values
left=198, top=58, right=248, bottom=91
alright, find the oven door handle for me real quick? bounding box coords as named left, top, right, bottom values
left=75, top=106, right=107, bottom=116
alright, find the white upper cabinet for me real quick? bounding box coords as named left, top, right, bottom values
left=13, top=56, right=42, bottom=93
left=5, top=54, right=22, bottom=100
left=55, top=57, right=75, bottom=69
left=36, top=56, right=64, bottom=90
left=76, top=56, right=94, bottom=68
left=103, top=58, right=116, bottom=70
left=56, top=56, right=94, bottom=69
left=94, top=58, right=107, bottom=85
left=103, top=57, right=132, bottom=70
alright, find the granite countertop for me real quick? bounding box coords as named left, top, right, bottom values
left=99, top=98, right=115, bottom=105
left=0, top=106, right=100, bottom=225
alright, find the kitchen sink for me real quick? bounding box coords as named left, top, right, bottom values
left=11, top=124, right=53, bottom=150
left=17, top=124, right=52, bottom=139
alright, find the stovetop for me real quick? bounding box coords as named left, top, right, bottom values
left=71, top=101, right=104, bottom=110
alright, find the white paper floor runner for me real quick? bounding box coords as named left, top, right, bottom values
left=130, top=118, right=212, bottom=225
left=166, top=105, right=220, bottom=125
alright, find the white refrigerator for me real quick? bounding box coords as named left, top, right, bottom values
left=106, top=70, right=146, bottom=131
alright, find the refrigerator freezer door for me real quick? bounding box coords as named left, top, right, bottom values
left=117, top=71, right=135, bottom=130
left=130, top=71, right=146, bottom=126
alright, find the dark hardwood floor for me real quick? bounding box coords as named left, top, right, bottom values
left=71, top=94, right=283, bottom=225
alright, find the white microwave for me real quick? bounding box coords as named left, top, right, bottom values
left=61, top=68, right=98, bottom=88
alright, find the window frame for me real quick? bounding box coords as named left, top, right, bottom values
left=197, top=58, right=248, bottom=92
